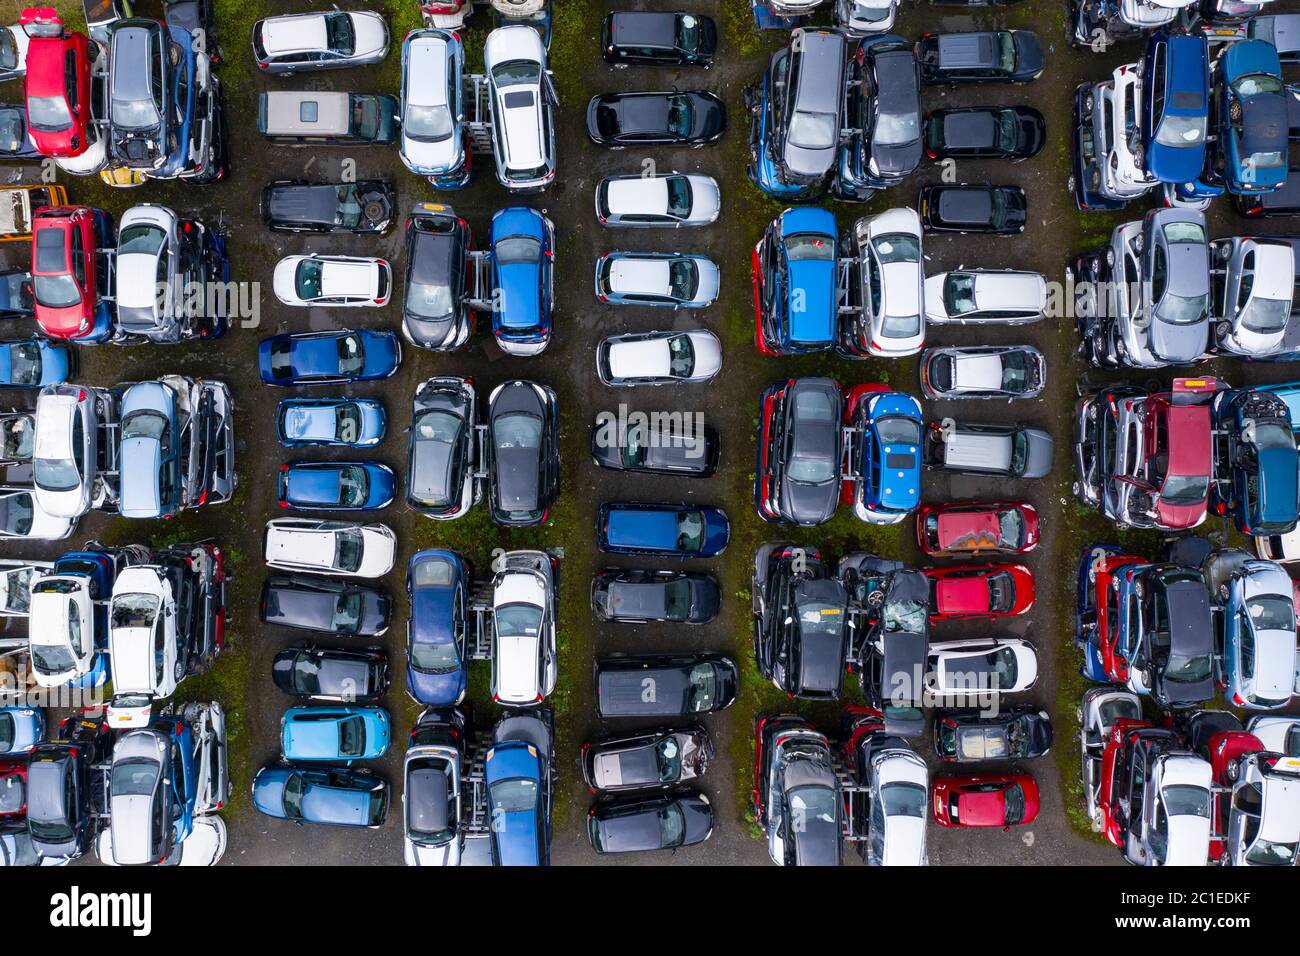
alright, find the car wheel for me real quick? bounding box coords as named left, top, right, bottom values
left=1224, top=758, right=1240, bottom=783
left=1132, top=233, right=1144, bottom=254
left=1083, top=93, right=1094, bottom=112
left=1104, top=247, right=1115, bottom=267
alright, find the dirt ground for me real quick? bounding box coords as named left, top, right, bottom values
left=2, top=0, right=1298, bottom=866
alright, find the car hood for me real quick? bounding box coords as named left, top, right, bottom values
left=782, top=474, right=839, bottom=525
left=1250, top=629, right=1296, bottom=705
left=407, top=662, right=467, bottom=707
left=1148, top=313, right=1208, bottom=364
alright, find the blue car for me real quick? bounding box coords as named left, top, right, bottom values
left=118, top=380, right=182, bottom=520
left=258, top=329, right=401, bottom=386
left=753, top=207, right=838, bottom=355
left=1216, top=40, right=1288, bottom=196
left=484, top=713, right=552, bottom=867
left=406, top=549, right=469, bottom=707
left=252, top=765, right=389, bottom=828
left=1211, top=388, right=1298, bottom=535
left=597, top=502, right=730, bottom=557
left=490, top=207, right=553, bottom=357
left=277, top=461, right=396, bottom=512
left=1141, top=33, right=1210, bottom=185
left=280, top=706, right=392, bottom=764
left=153, top=25, right=197, bottom=180
left=0, top=706, right=43, bottom=754
left=0, top=338, right=70, bottom=388
left=1217, top=556, right=1296, bottom=710
left=746, top=44, right=821, bottom=200
left=845, top=386, right=923, bottom=525
left=275, top=398, right=387, bottom=448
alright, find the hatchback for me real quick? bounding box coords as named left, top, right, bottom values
left=261, top=180, right=396, bottom=235
left=587, top=91, right=726, bottom=147
left=281, top=706, right=391, bottom=764
left=403, top=203, right=471, bottom=351
left=263, top=519, right=397, bottom=579
left=271, top=645, right=389, bottom=703
left=276, top=398, right=386, bottom=448
left=251, top=11, right=389, bottom=74
left=595, top=653, right=738, bottom=718
left=595, top=173, right=720, bottom=228
left=487, top=380, right=559, bottom=526
left=406, top=377, right=478, bottom=520
left=491, top=206, right=553, bottom=356
left=601, top=11, right=716, bottom=67
left=918, top=184, right=1027, bottom=234
left=400, top=30, right=468, bottom=186
left=258, top=330, right=401, bottom=386
left=924, top=106, right=1045, bottom=159
left=273, top=254, right=391, bottom=308
left=261, top=576, right=390, bottom=637
left=596, top=330, right=722, bottom=387
left=595, top=252, right=719, bottom=308
left=596, top=502, right=730, bottom=557
left=406, top=549, right=469, bottom=707
left=277, top=461, right=396, bottom=512
left=252, top=765, right=388, bottom=828
left=588, top=791, right=713, bottom=855
left=920, top=346, right=1046, bottom=400
left=917, top=30, right=1044, bottom=84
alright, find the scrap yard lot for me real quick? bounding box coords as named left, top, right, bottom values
left=1, top=0, right=1299, bottom=868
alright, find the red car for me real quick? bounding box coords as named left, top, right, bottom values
left=19, top=9, right=95, bottom=158
left=922, top=563, right=1035, bottom=621
left=1141, top=377, right=1218, bottom=531
left=0, top=759, right=27, bottom=821
left=932, top=771, right=1039, bottom=829
left=916, top=501, right=1039, bottom=556
left=31, top=205, right=113, bottom=341
left=1081, top=549, right=1146, bottom=683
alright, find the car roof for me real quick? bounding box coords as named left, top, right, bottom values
left=606, top=177, right=670, bottom=216
left=610, top=11, right=678, bottom=48
left=937, top=32, right=997, bottom=68
left=260, top=13, right=330, bottom=56
left=407, top=33, right=451, bottom=110
left=792, top=31, right=845, bottom=114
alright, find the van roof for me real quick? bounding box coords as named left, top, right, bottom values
left=261, top=91, right=351, bottom=134
left=943, top=430, right=1012, bottom=471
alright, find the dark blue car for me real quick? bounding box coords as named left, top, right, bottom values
left=258, top=329, right=401, bottom=386
left=1141, top=33, right=1210, bottom=185
left=753, top=207, right=838, bottom=356
left=0, top=338, right=70, bottom=387
left=1216, top=40, right=1288, bottom=196
left=406, top=549, right=469, bottom=707
left=277, top=461, right=396, bottom=512
left=1211, top=387, right=1298, bottom=535
left=746, top=43, right=820, bottom=200
left=597, top=502, right=730, bottom=557
left=251, top=765, right=389, bottom=828
left=484, top=713, right=552, bottom=867
left=490, top=207, right=553, bottom=357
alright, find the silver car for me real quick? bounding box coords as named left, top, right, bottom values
left=1078, top=687, right=1142, bottom=830
left=116, top=204, right=182, bottom=343
left=1114, top=208, right=1211, bottom=368
left=777, top=29, right=847, bottom=185
left=594, top=173, right=720, bottom=228
left=252, top=11, right=390, bottom=74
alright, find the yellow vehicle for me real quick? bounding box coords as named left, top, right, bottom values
left=0, top=184, right=68, bottom=241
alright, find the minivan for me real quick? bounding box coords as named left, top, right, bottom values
left=925, top=421, right=1053, bottom=479
left=258, top=91, right=398, bottom=145
left=776, top=29, right=847, bottom=186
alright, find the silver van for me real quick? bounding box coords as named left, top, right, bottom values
left=777, top=28, right=847, bottom=185
left=925, top=420, right=1053, bottom=479
left=258, top=91, right=399, bottom=145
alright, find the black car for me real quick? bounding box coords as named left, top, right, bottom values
left=271, top=644, right=391, bottom=704
left=845, top=39, right=923, bottom=191
left=24, top=715, right=112, bottom=861
left=590, top=569, right=721, bottom=624
left=581, top=726, right=714, bottom=794
left=756, top=377, right=844, bottom=527
left=590, top=413, right=718, bottom=477
left=487, top=380, right=559, bottom=527
left=107, top=19, right=173, bottom=169
left=850, top=562, right=929, bottom=736
left=933, top=706, right=1054, bottom=762
left=601, top=11, right=717, bottom=67
left=752, top=541, right=851, bottom=701
left=260, top=575, right=391, bottom=637
left=406, top=376, right=478, bottom=519
left=917, top=30, right=1044, bottom=84
left=587, top=790, right=713, bottom=854
left=595, top=653, right=738, bottom=718
left=402, top=203, right=472, bottom=352
left=918, top=184, right=1027, bottom=234
left=261, top=180, right=396, bottom=235
left=586, top=91, right=726, bottom=147
left=924, top=106, right=1045, bottom=159
left=1132, top=565, right=1214, bottom=709
left=0, top=105, right=37, bottom=160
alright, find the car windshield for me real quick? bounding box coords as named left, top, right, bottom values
left=496, top=601, right=543, bottom=639
left=1246, top=838, right=1299, bottom=866
left=112, top=91, right=160, bottom=129
left=111, top=757, right=159, bottom=797
left=337, top=335, right=364, bottom=375
left=676, top=510, right=705, bottom=552
left=1155, top=290, right=1209, bottom=326
left=657, top=803, right=686, bottom=848
left=118, top=223, right=166, bottom=256
left=1162, top=473, right=1209, bottom=505
left=405, top=99, right=453, bottom=141
left=1165, top=651, right=1212, bottom=683
left=876, top=415, right=920, bottom=447
left=1234, top=72, right=1283, bottom=97
left=1003, top=782, right=1026, bottom=824
left=1, top=493, right=33, bottom=535
left=494, top=412, right=542, bottom=452
left=875, top=108, right=919, bottom=147
left=411, top=634, right=460, bottom=671
left=1162, top=784, right=1211, bottom=818
left=324, top=12, right=355, bottom=54
left=874, top=233, right=918, bottom=266
left=687, top=662, right=718, bottom=711
left=655, top=736, right=682, bottom=782
left=335, top=404, right=361, bottom=442
left=621, top=424, right=648, bottom=467
left=282, top=772, right=305, bottom=819
left=35, top=454, right=79, bottom=493
left=490, top=777, right=538, bottom=813
left=1248, top=595, right=1295, bottom=631
left=1000, top=352, right=1034, bottom=392
left=664, top=579, right=692, bottom=621
left=111, top=592, right=159, bottom=628
left=30, top=641, right=76, bottom=675
left=987, top=572, right=1014, bottom=613
left=34, top=274, right=81, bottom=310
left=337, top=465, right=369, bottom=507
left=1254, top=422, right=1294, bottom=451
left=337, top=715, right=365, bottom=757
left=996, top=32, right=1017, bottom=72
left=668, top=260, right=698, bottom=301
left=789, top=784, right=838, bottom=837
left=334, top=529, right=364, bottom=573
left=852, top=0, right=894, bottom=20
left=786, top=232, right=834, bottom=261
left=788, top=110, right=837, bottom=150
left=495, top=235, right=540, bottom=266
left=995, top=110, right=1019, bottom=151
left=491, top=59, right=540, bottom=88
left=122, top=410, right=167, bottom=442
left=6, top=343, right=39, bottom=385
left=1155, top=112, right=1206, bottom=148
left=334, top=187, right=364, bottom=229
left=981, top=647, right=1019, bottom=690
left=406, top=273, right=454, bottom=320
left=333, top=591, right=363, bottom=631
left=880, top=781, right=926, bottom=818
left=295, top=260, right=324, bottom=300
left=291, top=653, right=324, bottom=695
left=799, top=600, right=845, bottom=638
left=667, top=334, right=695, bottom=378
left=1240, top=295, right=1290, bottom=334
left=676, top=14, right=702, bottom=52
left=667, top=95, right=694, bottom=138
left=998, top=508, right=1025, bottom=547
left=28, top=96, right=73, bottom=133
left=666, top=177, right=693, bottom=218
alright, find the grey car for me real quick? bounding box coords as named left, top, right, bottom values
left=919, top=346, right=1046, bottom=400
left=260, top=575, right=390, bottom=637
left=107, top=20, right=172, bottom=170
left=761, top=377, right=843, bottom=527
left=487, top=380, right=559, bottom=527
left=590, top=569, right=721, bottom=624
left=777, top=29, right=847, bottom=185
left=252, top=11, right=390, bottom=74
left=118, top=380, right=182, bottom=520
left=106, top=727, right=177, bottom=865
left=1122, top=208, right=1211, bottom=367
left=406, top=377, right=479, bottom=521
left=581, top=726, right=714, bottom=794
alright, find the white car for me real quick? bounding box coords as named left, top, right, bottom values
left=834, top=0, right=897, bottom=34
left=32, top=385, right=99, bottom=519
left=1214, top=238, right=1294, bottom=358
left=252, top=11, right=389, bottom=74
left=925, top=638, right=1039, bottom=695
left=272, top=254, right=392, bottom=307
left=1106, top=64, right=1157, bottom=195
left=1255, top=527, right=1300, bottom=565
left=263, top=518, right=396, bottom=578
left=107, top=566, right=180, bottom=727
left=1221, top=750, right=1300, bottom=866
left=862, top=743, right=928, bottom=866
left=484, top=25, right=557, bottom=192
left=1130, top=752, right=1211, bottom=866
left=595, top=173, right=721, bottom=228
left=27, top=570, right=95, bottom=687
left=595, top=252, right=720, bottom=308
left=924, top=269, right=1048, bottom=325
left=399, top=29, right=465, bottom=180
left=403, top=733, right=462, bottom=866
left=853, top=207, right=924, bottom=357
left=596, top=329, right=722, bottom=386
left=489, top=551, right=557, bottom=706
left=1246, top=716, right=1300, bottom=756
left=116, top=204, right=182, bottom=342
left=0, top=488, right=73, bottom=540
